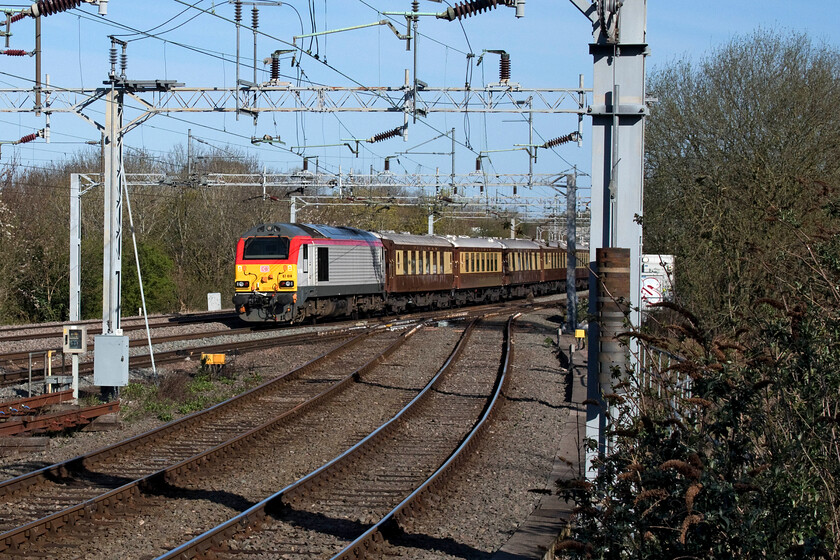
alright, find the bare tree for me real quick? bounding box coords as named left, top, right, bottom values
left=644, top=30, right=840, bottom=332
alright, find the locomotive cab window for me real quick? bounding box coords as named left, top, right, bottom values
left=243, top=236, right=290, bottom=260
left=317, top=247, right=329, bottom=281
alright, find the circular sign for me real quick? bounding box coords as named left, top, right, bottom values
left=641, top=277, right=662, bottom=304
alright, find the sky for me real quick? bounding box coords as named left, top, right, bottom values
left=1, top=0, right=839, bottom=213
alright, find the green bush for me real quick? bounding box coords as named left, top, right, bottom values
left=559, top=297, right=840, bottom=558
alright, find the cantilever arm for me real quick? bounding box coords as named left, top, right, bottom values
left=569, top=0, right=598, bottom=24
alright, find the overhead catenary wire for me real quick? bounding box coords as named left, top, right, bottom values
left=3, top=1, right=584, bottom=199
left=58, top=2, right=493, bottom=164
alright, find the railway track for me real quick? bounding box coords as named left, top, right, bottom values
left=0, top=400, right=120, bottom=437
left=0, top=310, right=239, bottom=343
left=0, top=321, right=383, bottom=387
left=157, top=315, right=514, bottom=559
left=0, top=300, right=536, bottom=558
left=0, top=324, right=415, bottom=551
left=0, top=311, right=517, bottom=558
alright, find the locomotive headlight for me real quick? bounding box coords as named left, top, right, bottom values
left=279, top=280, right=295, bottom=288
left=235, top=280, right=250, bottom=289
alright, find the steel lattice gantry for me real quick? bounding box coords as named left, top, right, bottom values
left=0, top=83, right=588, bottom=116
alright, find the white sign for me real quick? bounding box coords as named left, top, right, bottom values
left=641, top=255, right=675, bottom=312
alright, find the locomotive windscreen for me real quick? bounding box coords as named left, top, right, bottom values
left=243, top=236, right=291, bottom=260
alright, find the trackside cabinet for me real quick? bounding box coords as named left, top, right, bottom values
left=94, top=335, right=129, bottom=387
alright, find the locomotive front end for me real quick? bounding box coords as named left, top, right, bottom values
left=233, top=226, right=299, bottom=322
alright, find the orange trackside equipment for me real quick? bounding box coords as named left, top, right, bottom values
left=201, top=354, right=226, bottom=365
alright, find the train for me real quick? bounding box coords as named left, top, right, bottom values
left=233, top=223, right=589, bottom=323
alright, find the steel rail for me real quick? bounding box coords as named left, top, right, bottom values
left=155, top=318, right=482, bottom=560
left=0, top=324, right=424, bottom=553
left=0, top=330, right=375, bottom=501
left=0, top=323, right=364, bottom=387
left=332, top=314, right=518, bottom=558
left=0, top=400, right=120, bottom=437
left=0, top=299, right=513, bottom=387
left=0, top=390, right=74, bottom=417
left=0, top=310, right=238, bottom=340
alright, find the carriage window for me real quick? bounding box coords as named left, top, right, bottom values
left=481, top=253, right=486, bottom=272
left=432, top=252, right=438, bottom=274
left=396, top=250, right=404, bottom=275
left=425, top=252, right=430, bottom=274
left=445, top=252, right=452, bottom=274
left=243, top=236, right=290, bottom=260
left=419, top=252, right=424, bottom=275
